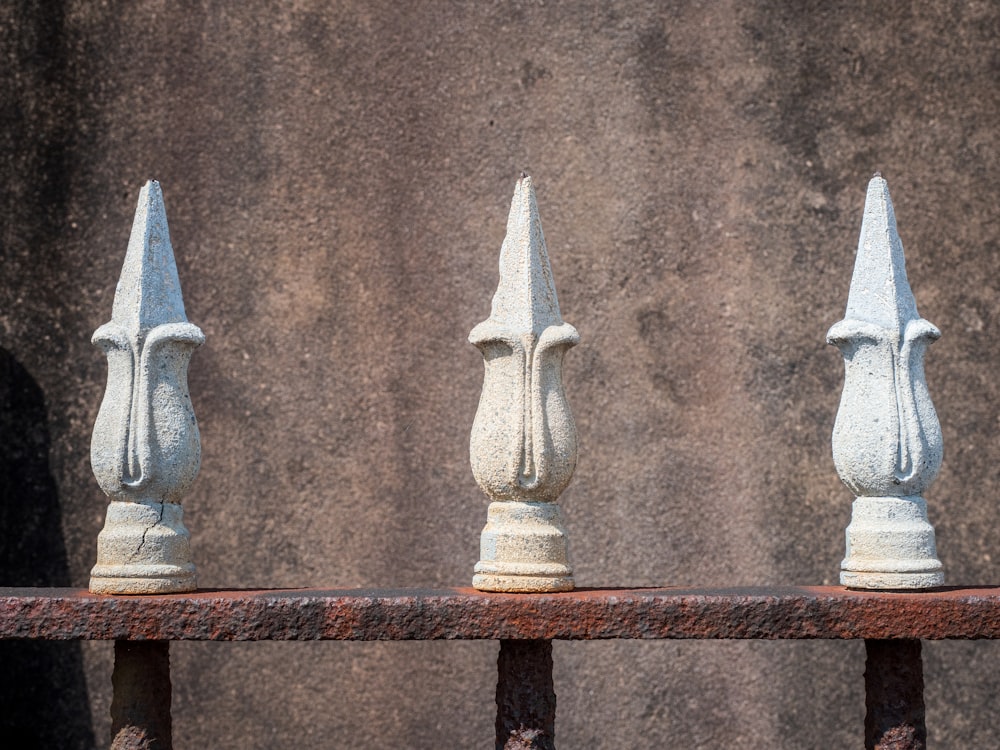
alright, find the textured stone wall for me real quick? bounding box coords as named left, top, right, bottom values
left=3, top=1, right=1000, bottom=747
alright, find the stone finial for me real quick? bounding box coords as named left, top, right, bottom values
left=89, top=181, right=204, bottom=594
left=470, top=176, right=579, bottom=592
left=827, top=175, right=944, bottom=590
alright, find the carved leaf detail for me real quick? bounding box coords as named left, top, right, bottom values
left=470, top=177, right=578, bottom=503
left=828, top=176, right=941, bottom=497
left=91, top=182, right=204, bottom=504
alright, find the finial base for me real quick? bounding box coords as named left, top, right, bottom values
left=473, top=501, right=574, bottom=592
left=840, top=496, right=944, bottom=590
left=90, top=500, right=196, bottom=594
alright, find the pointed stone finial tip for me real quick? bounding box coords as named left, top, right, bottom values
left=138, top=180, right=163, bottom=206
left=865, top=172, right=891, bottom=204
left=867, top=173, right=887, bottom=194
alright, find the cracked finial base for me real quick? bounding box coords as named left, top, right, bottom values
left=89, top=500, right=196, bottom=594
left=473, top=501, right=574, bottom=592
left=840, top=496, right=944, bottom=590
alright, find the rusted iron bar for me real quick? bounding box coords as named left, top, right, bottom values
left=2, top=586, right=1000, bottom=641
left=496, top=640, right=556, bottom=750
left=864, top=639, right=926, bottom=750
left=110, top=640, right=172, bottom=750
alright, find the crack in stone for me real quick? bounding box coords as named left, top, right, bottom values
left=134, top=502, right=165, bottom=559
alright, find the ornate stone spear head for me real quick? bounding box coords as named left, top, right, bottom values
left=470, top=175, right=578, bottom=592
left=827, top=174, right=944, bottom=589
left=89, top=180, right=204, bottom=594
left=469, top=175, right=579, bottom=502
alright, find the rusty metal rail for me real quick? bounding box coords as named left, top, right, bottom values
left=3, top=586, right=998, bottom=749
left=2, top=585, right=1000, bottom=640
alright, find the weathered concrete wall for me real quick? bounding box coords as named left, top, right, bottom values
left=3, top=1, right=1000, bottom=747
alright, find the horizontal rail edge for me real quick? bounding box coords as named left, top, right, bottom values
left=2, top=586, right=999, bottom=641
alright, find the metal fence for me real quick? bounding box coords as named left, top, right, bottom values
left=0, top=174, right=980, bottom=750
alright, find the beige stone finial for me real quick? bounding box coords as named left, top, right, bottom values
left=470, top=176, right=578, bottom=592
left=89, top=180, right=204, bottom=594
left=827, top=175, right=944, bottom=590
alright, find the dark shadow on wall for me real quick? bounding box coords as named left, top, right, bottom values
left=0, top=349, right=95, bottom=749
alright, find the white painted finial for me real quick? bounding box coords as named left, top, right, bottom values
left=89, top=181, right=204, bottom=594
left=827, top=174, right=944, bottom=589
left=470, top=175, right=578, bottom=592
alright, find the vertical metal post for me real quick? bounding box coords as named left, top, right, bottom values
left=496, top=639, right=556, bottom=750
left=111, top=640, right=172, bottom=750
left=864, top=639, right=926, bottom=750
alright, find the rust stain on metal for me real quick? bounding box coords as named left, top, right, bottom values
left=111, top=640, right=172, bottom=749
left=865, top=639, right=925, bottom=750
left=496, top=639, right=555, bottom=750
left=2, top=586, right=1000, bottom=641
